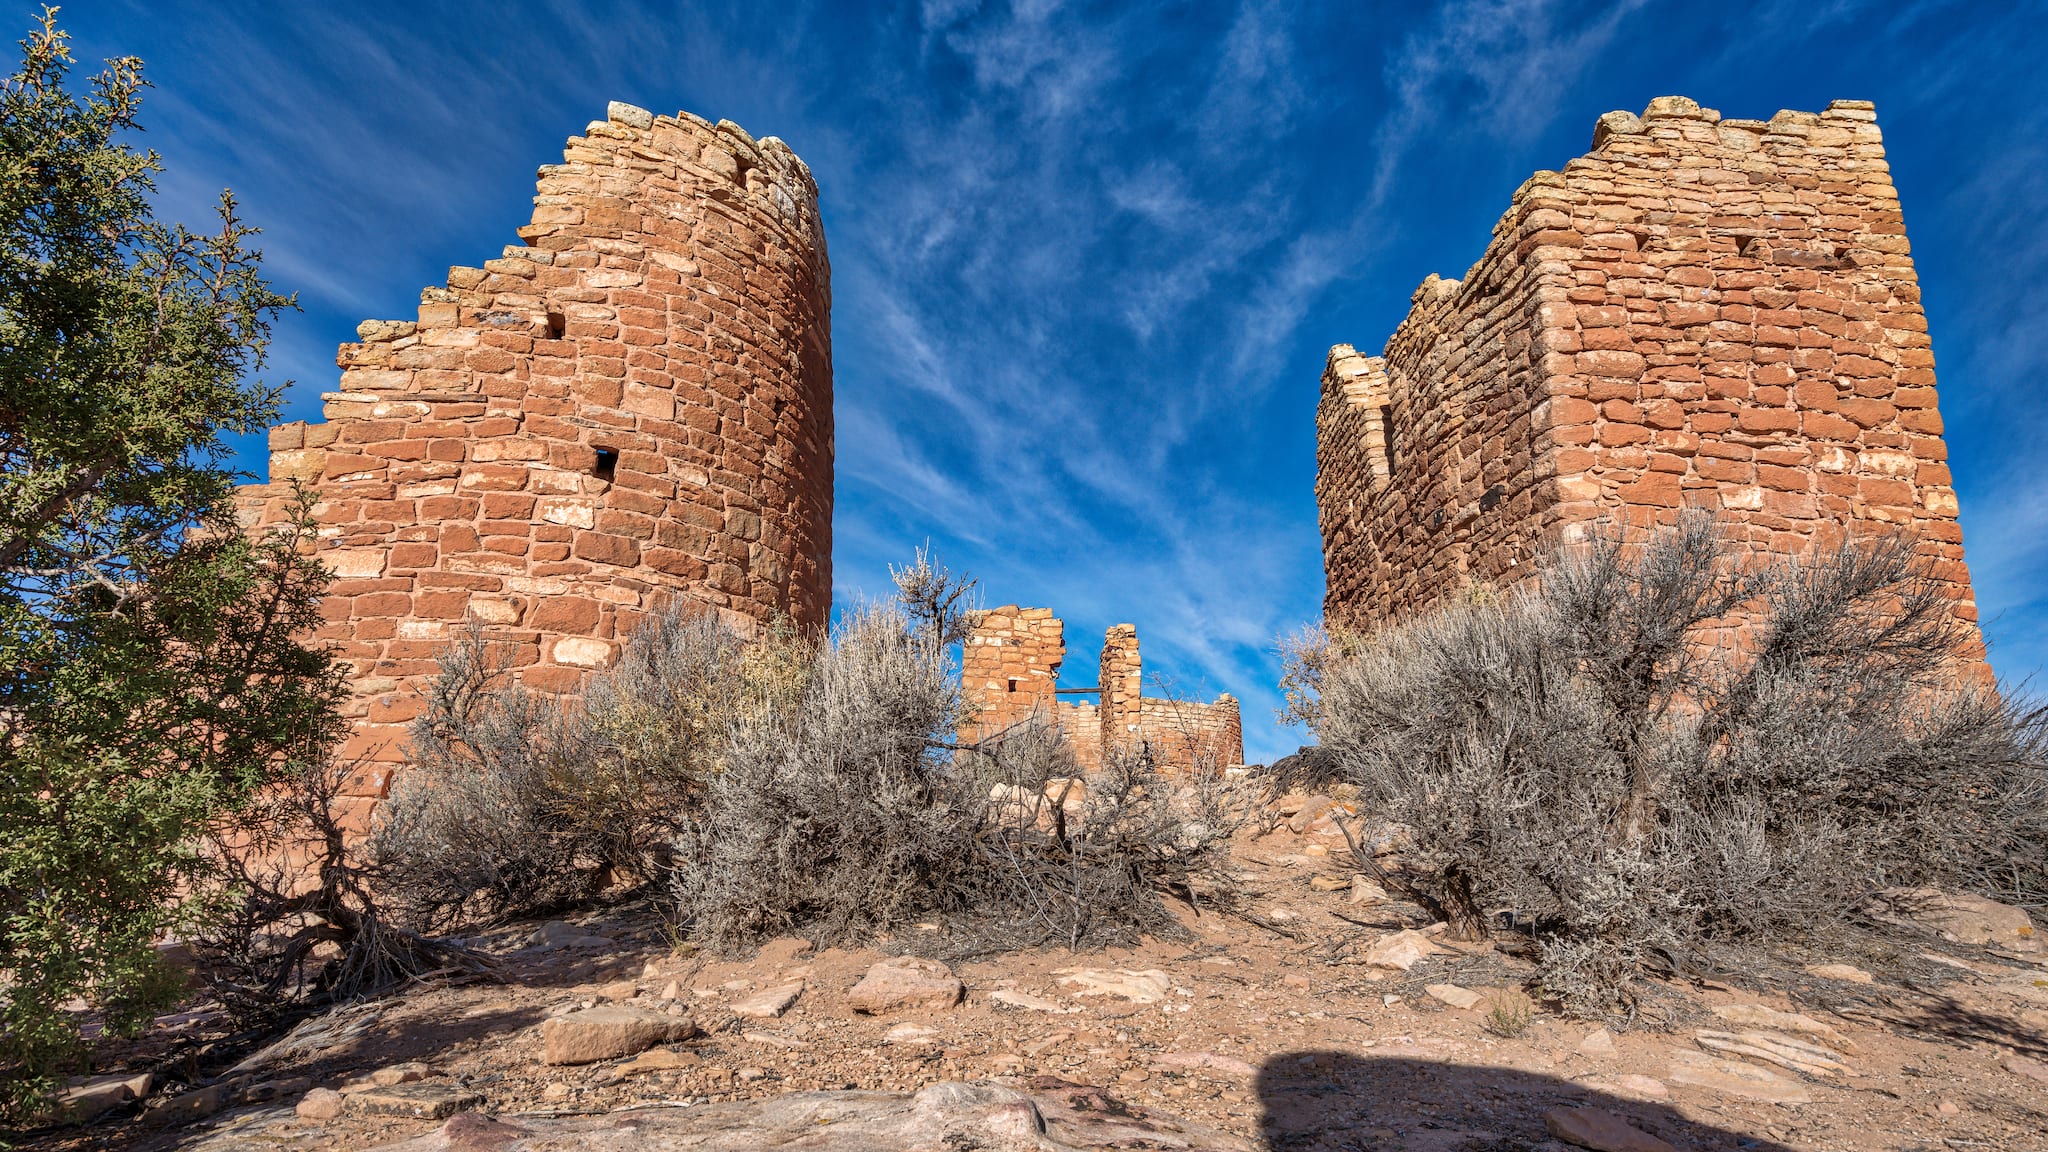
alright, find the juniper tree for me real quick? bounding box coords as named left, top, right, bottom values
left=0, top=9, right=341, bottom=1111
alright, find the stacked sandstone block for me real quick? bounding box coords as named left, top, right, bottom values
left=958, top=606, right=1066, bottom=739
left=1318, top=96, right=1980, bottom=649
left=959, top=608, right=1243, bottom=774
left=236, top=102, right=832, bottom=825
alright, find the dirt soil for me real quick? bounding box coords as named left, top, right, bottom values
left=20, top=820, right=2048, bottom=1152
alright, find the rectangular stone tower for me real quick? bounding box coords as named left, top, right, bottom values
left=1317, top=96, right=1982, bottom=648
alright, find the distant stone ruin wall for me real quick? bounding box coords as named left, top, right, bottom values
left=236, top=102, right=832, bottom=821
left=958, top=605, right=1065, bottom=738
left=1318, top=96, right=1981, bottom=649
left=960, top=606, right=1242, bottom=773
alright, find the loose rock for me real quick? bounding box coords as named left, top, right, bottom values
left=1542, top=1106, right=1677, bottom=1152
left=1578, top=1028, right=1617, bottom=1058
left=1425, top=983, right=1485, bottom=1010
left=541, top=1005, right=698, bottom=1065
left=731, top=981, right=804, bottom=1019
left=847, top=957, right=964, bottom=1014
left=1364, top=929, right=1440, bottom=971
left=1054, top=968, right=1173, bottom=1003
left=296, top=1087, right=347, bottom=1121
left=350, top=1082, right=488, bottom=1120
left=989, top=988, right=1081, bottom=1014
left=1805, top=962, right=1875, bottom=984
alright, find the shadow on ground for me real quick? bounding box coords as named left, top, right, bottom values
left=1255, top=1052, right=1795, bottom=1152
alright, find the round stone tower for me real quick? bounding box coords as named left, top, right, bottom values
left=237, top=102, right=832, bottom=814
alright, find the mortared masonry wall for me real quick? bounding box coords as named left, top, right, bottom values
left=236, top=102, right=832, bottom=828
left=1317, top=96, right=1982, bottom=654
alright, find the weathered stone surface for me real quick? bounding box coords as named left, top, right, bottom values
left=1694, top=1029, right=1851, bottom=1077
left=1869, top=888, right=2039, bottom=950
left=989, top=989, right=1082, bottom=1014
left=362, top=1081, right=1251, bottom=1151
left=370, top=1061, right=431, bottom=1087
left=1666, top=1050, right=1812, bottom=1105
left=1316, top=97, right=1984, bottom=671
left=349, top=1082, right=487, bottom=1120
left=730, top=982, right=804, bottom=1019
left=141, top=1084, right=228, bottom=1127
left=1424, top=983, right=1485, bottom=1010
left=1577, top=1027, right=1617, bottom=1057
left=1710, top=1003, right=1856, bottom=1052
left=296, top=1087, right=347, bottom=1120
left=847, top=958, right=964, bottom=1014
left=1054, top=968, right=1173, bottom=1003
left=1806, top=962, right=1876, bottom=984
left=1543, top=1107, right=1677, bottom=1152
left=2002, top=1053, right=2048, bottom=1086
left=1363, top=929, right=1440, bottom=971
left=52, top=1072, right=151, bottom=1123
left=1150, top=1051, right=1259, bottom=1078
left=540, top=1006, right=697, bottom=1065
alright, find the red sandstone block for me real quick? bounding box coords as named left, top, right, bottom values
left=529, top=596, right=603, bottom=633
left=388, top=543, right=438, bottom=568
left=1838, top=398, right=1896, bottom=428
left=353, top=592, right=412, bottom=617
left=1898, top=408, right=1944, bottom=434
left=1736, top=407, right=1800, bottom=433
left=1617, top=472, right=1683, bottom=508
left=1758, top=464, right=1813, bottom=492
left=574, top=531, right=642, bottom=566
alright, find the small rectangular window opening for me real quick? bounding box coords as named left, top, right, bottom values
left=1378, top=406, right=1397, bottom=473
left=1006, top=678, right=1020, bottom=693
left=592, top=448, right=618, bottom=483
left=546, top=311, right=566, bottom=340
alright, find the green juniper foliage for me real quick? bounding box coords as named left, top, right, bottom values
left=0, top=9, right=341, bottom=1115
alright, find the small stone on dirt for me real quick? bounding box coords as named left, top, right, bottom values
left=1543, top=1106, right=1677, bottom=1152
left=1578, top=1027, right=1617, bottom=1057
left=1309, top=875, right=1351, bottom=892
left=1425, top=983, right=1485, bottom=1010
left=847, top=957, right=963, bottom=1013
left=2003, top=1053, right=2048, bottom=1086
left=529, top=920, right=613, bottom=950
left=370, top=1061, right=431, bottom=1087
left=616, top=1046, right=699, bottom=1076
left=1349, top=877, right=1391, bottom=904
left=439, top=1112, right=530, bottom=1152
left=350, top=1082, right=487, bottom=1120
left=1364, top=929, right=1440, bottom=971
left=296, top=1087, right=346, bottom=1121
left=885, top=1022, right=940, bottom=1045
left=1805, top=962, right=1875, bottom=984
left=989, top=989, right=1081, bottom=1014
left=1055, top=968, right=1173, bottom=1003
left=540, top=1004, right=697, bottom=1064
left=732, top=981, right=804, bottom=1018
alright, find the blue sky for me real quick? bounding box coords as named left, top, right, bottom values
left=68, top=0, right=2048, bottom=762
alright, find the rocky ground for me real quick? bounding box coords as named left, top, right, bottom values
left=22, top=803, right=2048, bottom=1152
